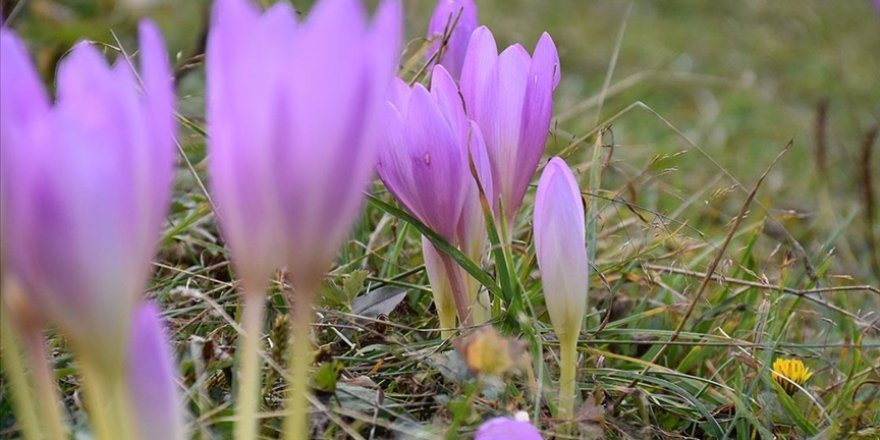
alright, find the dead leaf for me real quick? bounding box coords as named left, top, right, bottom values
left=351, top=286, right=408, bottom=319
left=427, top=350, right=472, bottom=384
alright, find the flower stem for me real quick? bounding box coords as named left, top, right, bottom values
left=466, top=274, right=490, bottom=325
left=558, top=334, right=579, bottom=427
left=235, top=290, right=267, bottom=440
left=79, top=359, right=131, bottom=440
left=283, top=284, right=316, bottom=440
left=0, top=301, right=42, bottom=440
left=437, top=301, right=457, bottom=340
left=111, top=370, right=136, bottom=440
left=439, top=254, right=473, bottom=327
left=21, top=328, right=67, bottom=440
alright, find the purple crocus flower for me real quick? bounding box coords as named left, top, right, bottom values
left=426, top=0, right=478, bottom=79
left=377, top=65, right=492, bottom=327
left=534, top=157, right=587, bottom=419
left=206, top=1, right=401, bottom=437
left=534, top=157, right=587, bottom=339
left=0, top=27, right=49, bottom=270
left=207, top=0, right=401, bottom=287
left=1, top=22, right=175, bottom=367
left=476, top=417, right=544, bottom=440
left=460, top=26, right=560, bottom=229
left=127, top=302, right=185, bottom=440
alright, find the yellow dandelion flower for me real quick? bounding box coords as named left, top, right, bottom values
left=771, top=358, right=813, bottom=395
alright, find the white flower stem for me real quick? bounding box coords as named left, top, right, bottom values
left=439, top=254, right=473, bottom=327
left=466, top=273, right=490, bottom=325
left=437, top=301, right=457, bottom=340
left=0, top=301, right=43, bottom=440
left=283, top=284, right=316, bottom=440
left=558, top=333, right=579, bottom=427
left=21, top=328, right=67, bottom=440
left=235, top=290, right=267, bottom=440
left=79, top=358, right=133, bottom=440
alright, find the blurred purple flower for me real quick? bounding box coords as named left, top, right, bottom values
left=461, top=26, right=560, bottom=228
left=426, top=0, right=478, bottom=79
left=377, top=65, right=492, bottom=326
left=207, top=2, right=402, bottom=437
left=0, top=22, right=175, bottom=366
left=207, top=0, right=401, bottom=287
left=127, top=302, right=185, bottom=440
left=476, top=417, right=544, bottom=440
left=0, top=27, right=48, bottom=270
left=534, top=157, right=587, bottom=342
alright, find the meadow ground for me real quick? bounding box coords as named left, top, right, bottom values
left=1, top=0, right=878, bottom=438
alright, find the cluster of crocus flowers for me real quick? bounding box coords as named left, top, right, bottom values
left=534, top=158, right=589, bottom=423
left=771, top=357, right=813, bottom=395
left=1, top=0, right=580, bottom=436
left=205, top=0, right=401, bottom=437
left=0, top=21, right=184, bottom=440
left=381, top=0, right=561, bottom=338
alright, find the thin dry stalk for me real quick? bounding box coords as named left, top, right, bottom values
left=814, top=98, right=829, bottom=178
left=859, top=126, right=879, bottom=275
left=408, top=5, right=464, bottom=86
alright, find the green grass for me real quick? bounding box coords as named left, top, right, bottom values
left=2, top=0, right=879, bottom=438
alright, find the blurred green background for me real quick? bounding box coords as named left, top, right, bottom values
left=4, top=0, right=878, bottom=281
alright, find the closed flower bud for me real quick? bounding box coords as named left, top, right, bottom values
left=127, top=302, right=185, bottom=440
left=426, top=0, right=478, bottom=79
